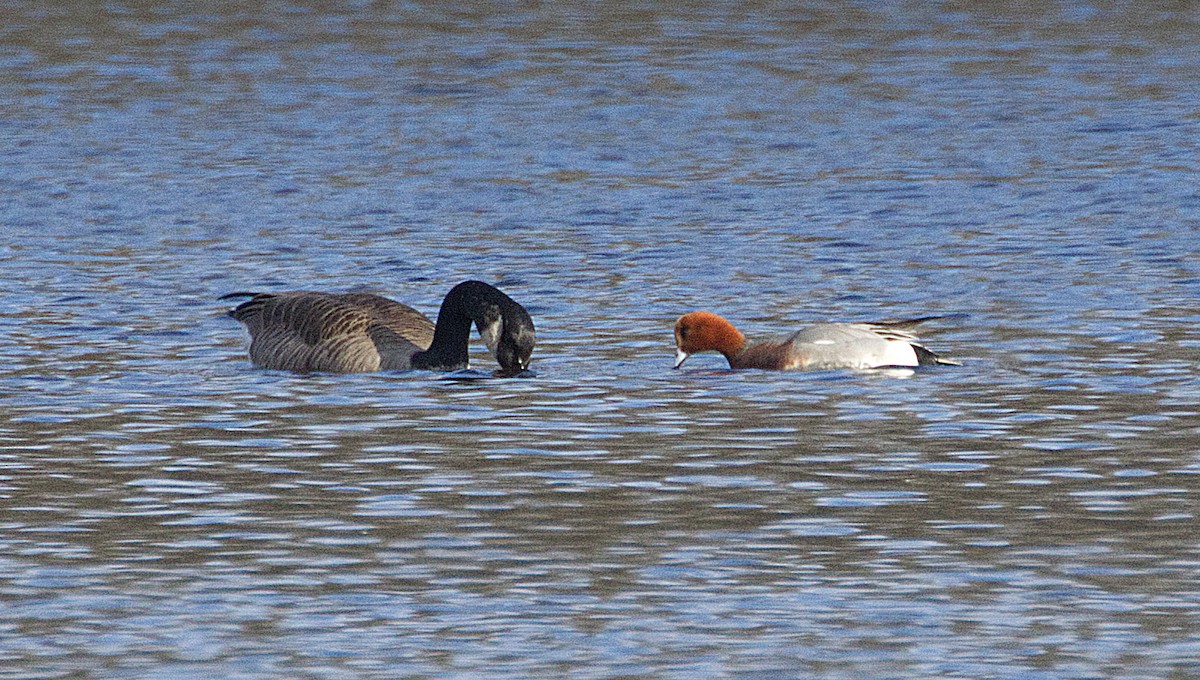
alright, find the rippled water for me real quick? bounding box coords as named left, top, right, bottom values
left=3, top=2, right=1200, bottom=678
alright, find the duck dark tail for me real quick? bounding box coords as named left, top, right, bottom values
left=913, top=344, right=961, bottom=366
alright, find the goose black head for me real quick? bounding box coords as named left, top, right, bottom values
left=489, top=307, right=535, bottom=375
left=466, top=282, right=535, bottom=376
left=425, top=280, right=535, bottom=376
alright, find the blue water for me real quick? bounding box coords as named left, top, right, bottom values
left=2, top=3, right=1200, bottom=678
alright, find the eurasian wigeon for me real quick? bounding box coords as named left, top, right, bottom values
left=673, top=311, right=958, bottom=371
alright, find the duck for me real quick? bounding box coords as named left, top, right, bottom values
left=673, top=311, right=958, bottom=371
left=221, top=280, right=535, bottom=375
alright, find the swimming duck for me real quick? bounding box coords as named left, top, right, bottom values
left=222, top=280, right=534, bottom=375
left=673, top=311, right=957, bottom=371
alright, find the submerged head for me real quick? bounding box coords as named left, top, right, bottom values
left=673, top=311, right=745, bottom=369
left=489, top=304, right=536, bottom=375
left=419, top=280, right=536, bottom=375
left=447, top=280, right=536, bottom=375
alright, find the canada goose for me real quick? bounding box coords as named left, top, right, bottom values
left=222, top=280, right=535, bottom=375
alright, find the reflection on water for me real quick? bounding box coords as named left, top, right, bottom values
left=3, top=2, right=1200, bottom=677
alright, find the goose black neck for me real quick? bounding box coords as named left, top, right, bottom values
left=410, top=281, right=522, bottom=371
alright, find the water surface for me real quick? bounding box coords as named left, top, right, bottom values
left=2, top=2, right=1200, bottom=678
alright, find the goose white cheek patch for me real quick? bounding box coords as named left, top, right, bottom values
left=478, top=317, right=503, bottom=356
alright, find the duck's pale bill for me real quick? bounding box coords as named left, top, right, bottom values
left=673, top=348, right=689, bottom=369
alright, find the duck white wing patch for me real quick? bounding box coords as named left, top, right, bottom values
left=878, top=339, right=920, bottom=367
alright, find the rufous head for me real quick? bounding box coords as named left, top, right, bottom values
left=673, top=311, right=746, bottom=368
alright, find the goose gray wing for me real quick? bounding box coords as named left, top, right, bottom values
left=226, top=292, right=434, bottom=373
left=335, top=293, right=436, bottom=350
